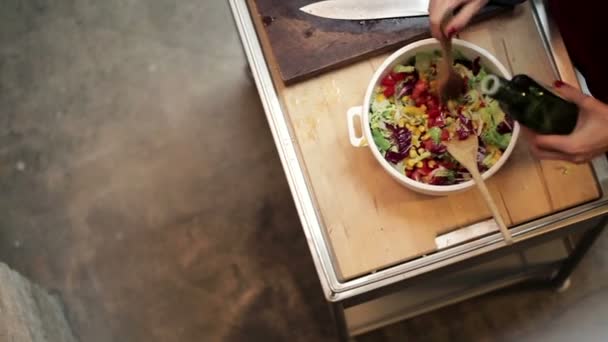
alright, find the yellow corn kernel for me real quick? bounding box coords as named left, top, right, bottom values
left=420, top=105, right=427, bottom=112
left=412, top=135, right=421, bottom=148
left=418, top=125, right=426, bottom=133
left=401, top=95, right=410, bottom=103
left=409, top=149, right=418, bottom=158
left=417, top=148, right=425, bottom=154
left=404, top=106, right=425, bottom=117
left=428, top=160, right=437, bottom=168
left=398, top=118, right=407, bottom=127
left=406, top=164, right=414, bottom=170
left=406, top=124, right=414, bottom=130
left=406, top=159, right=417, bottom=168
left=446, top=117, right=455, bottom=124
left=416, top=161, right=424, bottom=168
left=376, top=94, right=386, bottom=102
left=421, top=133, right=431, bottom=141
left=493, top=151, right=503, bottom=163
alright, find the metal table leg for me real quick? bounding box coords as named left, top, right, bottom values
left=550, top=218, right=607, bottom=288
left=329, top=302, right=350, bottom=342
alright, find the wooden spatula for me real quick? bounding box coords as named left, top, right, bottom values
left=437, top=13, right=465, bottom=102
left=446, top=135, right=514, bottom=244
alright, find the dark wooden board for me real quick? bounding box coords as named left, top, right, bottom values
left=250, top=0, right=512, bottom=84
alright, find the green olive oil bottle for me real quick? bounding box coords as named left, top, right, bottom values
left=481, top=74, right=579, bottom=135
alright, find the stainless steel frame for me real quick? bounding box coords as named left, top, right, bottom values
left=229, top=0, right=608, bottom=304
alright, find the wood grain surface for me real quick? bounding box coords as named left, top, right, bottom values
left=249, top=2, right=600, bottom=280
left=251, top=0, right=510, bottom=84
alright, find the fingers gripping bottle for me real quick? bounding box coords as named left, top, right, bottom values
left=481, top=74, right=579, bottom=135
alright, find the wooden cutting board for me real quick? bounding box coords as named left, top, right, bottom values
left=249, top=2, right=601, bottom=280
left=251, top=0, right=512, bottom=84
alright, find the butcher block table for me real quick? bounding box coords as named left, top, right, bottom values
left=230, top=0, right=608, bottom=339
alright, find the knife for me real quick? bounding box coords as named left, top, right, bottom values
left=300, top=0, right=525, bottom=21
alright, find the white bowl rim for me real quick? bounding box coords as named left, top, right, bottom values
left=362, top=38, right=520, bottom=193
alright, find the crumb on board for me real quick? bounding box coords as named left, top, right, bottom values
left=557, top=165, right=571, bottom=175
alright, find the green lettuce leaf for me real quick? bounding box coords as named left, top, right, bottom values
left=428, top=127, right=442, bottom=144
left=479, top=100, right=504, bottom=129
left=370, top=98, right=396, bottom=128
left=393, top=65, right=415, bottom=74
left=372, top=128, right=392, bottom=152
left=415, top=52, right=434, bottom=75
left=433, top=168, right=456, bottom=182
left=482, top=130, right=512, bottom=150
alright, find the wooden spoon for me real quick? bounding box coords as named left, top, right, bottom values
left=446, top=135, right=514, bottom=244
left=437, top=13, right=465, bottom=102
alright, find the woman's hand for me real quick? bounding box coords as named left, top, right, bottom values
left=429, top=0, right=488, bottom=39
left=524, top=81, right=608, bottom=164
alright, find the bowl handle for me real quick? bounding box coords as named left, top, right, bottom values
left=347, top=106, right=366, bottom=147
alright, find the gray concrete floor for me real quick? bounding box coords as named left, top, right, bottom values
left=0, top=1, right=606, bottom=342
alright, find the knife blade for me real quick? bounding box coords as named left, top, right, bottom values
left=299, top=0, right=524, bottom=21
left=300, top=0, right=430, bottom=20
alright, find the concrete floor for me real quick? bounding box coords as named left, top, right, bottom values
left=0, top=1, right=607, bottom=342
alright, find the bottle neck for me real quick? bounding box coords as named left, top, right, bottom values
left=481, top=74, right=525, bottom=106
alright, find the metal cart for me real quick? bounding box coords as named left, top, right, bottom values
left=229, top=0, right=608, bottom=339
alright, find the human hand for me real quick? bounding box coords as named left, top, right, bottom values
left=524, top=81, right=608, bottom=164
left=429, top=0, right=489, bottom=39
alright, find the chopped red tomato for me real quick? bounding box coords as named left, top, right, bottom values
left=441, top=129, right=450, bottom=141
left=411, top=170, right=422, bottom=182
left=426, top=96, right=439, bottom=111
left=382, top=72, right=406, bottom=89
left=423, top=140, right=447, bottom=154
left=412, top=79, right=428, bottom=100
left=390, top=71, right=405, bottom=82
left=383, top=86, right=395, bottom=97
left=429, top=115, right=445, bottom=127
left=381, top=72, right=406, bottom=97
left=427, top=107, right=441, bottom=118
left=381, top=74, right=396, bottom=87
left=436, top=116, right=445, bottom=127
left=418, top=161, right=434, bottom=176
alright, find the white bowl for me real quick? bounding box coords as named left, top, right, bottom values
left=346, top=38, right=520, bottom=196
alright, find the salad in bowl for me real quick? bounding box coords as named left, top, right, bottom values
left=346, top=39, right=519, bottom=195
left=371, top=51, right=514, bottom=185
